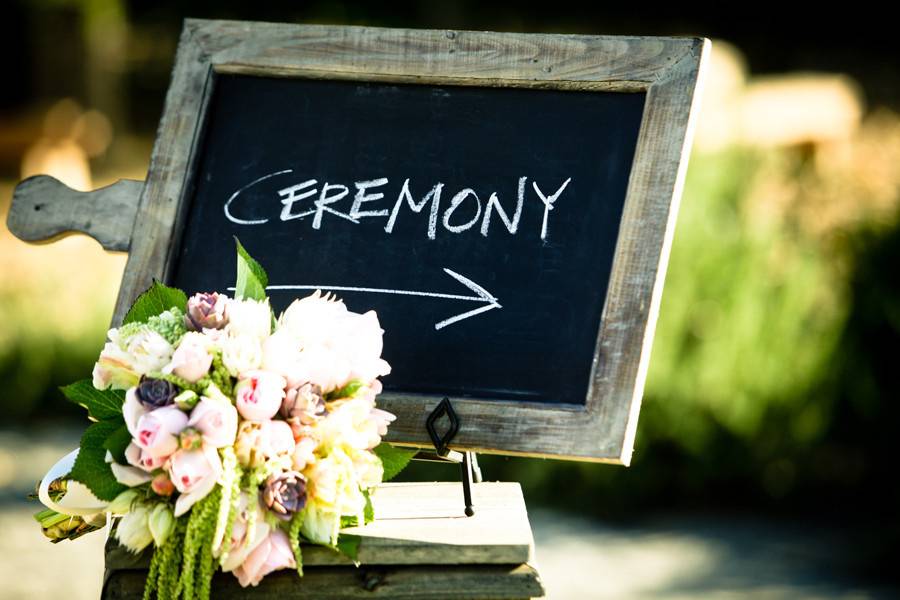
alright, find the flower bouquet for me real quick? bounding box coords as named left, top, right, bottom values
left=34, top=240, right=415, bottom=599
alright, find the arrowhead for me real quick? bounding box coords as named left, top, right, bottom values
left=434, top=269, right=502, bottom=330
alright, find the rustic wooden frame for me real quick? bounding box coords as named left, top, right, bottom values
left=106, top=20, right=710, bottom=464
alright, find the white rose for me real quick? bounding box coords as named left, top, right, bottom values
left=221, top=333, right=263, bottom=378
left=123, top=328, right=175, bottom=375
left=92, top=327, right=174, bottom=391
left=226, top=299, right=272, bottom=340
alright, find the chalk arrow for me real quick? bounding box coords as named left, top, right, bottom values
left=230, top=268, right=502, bottom=330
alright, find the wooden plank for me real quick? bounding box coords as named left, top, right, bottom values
left=6, top=175, right=142, bottom=252
left=308, top=482, right=534, bottom=566
left=104, top=563, right=543, bottom=599
left=106, top=482, right=534, bottom=570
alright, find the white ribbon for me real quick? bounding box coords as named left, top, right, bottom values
left=38, top=449, right=109, bottom=516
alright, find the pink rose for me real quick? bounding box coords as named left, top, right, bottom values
left=234, top=420, right=295, bottom=468
left=135, top=405, right=189, bottom=459
left=125, top=441, right=166, bottom=471
left=235, top=371, right=286, bottom=420
left=219, top=493, right=270, bottom=571
left=169, top=445, right=222, bottom=516
left=164, top=332, right=213, bottom=383
left=233, top=528, right=295, bottom=587
left=109, top=442, right=155, bottom=487
left=188, top=397, right=238, bottom=448
left=123, top=388, right=148, bottom=438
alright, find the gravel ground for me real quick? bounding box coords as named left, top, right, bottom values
left=1, top=429, right=895, bottom=600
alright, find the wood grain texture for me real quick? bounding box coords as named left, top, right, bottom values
left=104, top=564, right=542, bottom=599
left=106, top=482, right=535, bottom=570
left=105, top=20, right=709, bottom=463
left=7, top=175, right=142, bottom=252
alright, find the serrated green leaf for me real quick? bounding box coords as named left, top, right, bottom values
left=61, top=380, right=125, bottom=421
left=123, top=280, right=188, bottom=325
left=69, top=420, right=128, bottom=501
left=373, top=443, right=417, bottom=482
left=334, top=534, right=361, bottom=564
left=103, top=424, right=132, bottom=464
left=234, top=237, right=268, bottom=301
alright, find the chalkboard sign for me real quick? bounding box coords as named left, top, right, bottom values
left=172, top=74, right=645, bottom=408
left=112, top=21, right=709, bottom=463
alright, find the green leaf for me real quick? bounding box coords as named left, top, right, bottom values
left=103, top=424, right=132, bottom=464
left=325, top=380, right=363, bottom=401
left=334, top=534, right=361, bottom=564
left=61, top=380, right=125, bottom=421
left=123, top=280, right=188, bottom=325
left=363, top=489, right=375, bottom=524
left=338, top=492, right=373, bottom=528
left=373, top=443, right=417, bottom=482
left=69, top=420, right=128, bottom=501
left=234, top=237, right=269, bottom=301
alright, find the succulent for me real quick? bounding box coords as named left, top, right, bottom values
left=185, top=292, right=229, bottom=331
left=135, top=376, right=178, bottom=409
left=280, top=382, right=325, bottom=424
left=261, top=471, right=307, bottom=521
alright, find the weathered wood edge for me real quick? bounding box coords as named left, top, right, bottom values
left=104, top=563, right=543, bottom=599
left=108, top=20, right=710, bottom=463
left=612, top=40, right=713, bottom=465
left=7, top=175, right=142, bottom=252
left=112, top=22, right=214, bottom=326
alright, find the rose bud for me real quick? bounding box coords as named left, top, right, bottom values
left=185, top=292, right=229, bottom=331
left=174, top=390, right=199, bottom=411
left=178, top=427, right=203, bottom=451
left=148, top=504, right=175, bottom=547
left=235, top=371, right=286, bottom=421
left=169, top=445, right=222, bottom=516
left=164, top=332, right=213, bottom=383
left=107, top=489, right=139, bottom=515
left=135, top=376, right=177, bottom=409
left=188, top=397, right=238, bottom=448
left=134, top=406, right=189, bottom=459
left=151, top=472, right=175, bottom=497
left=261, top=470, right=307, bottom=521
left=115, top=505, right=153, bottom=553
left=280, top=382, right=325, bottom=424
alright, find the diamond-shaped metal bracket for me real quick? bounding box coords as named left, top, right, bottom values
left=425, top=397, right=460, bottom=456
left=418, top=397, right=481, bottom=516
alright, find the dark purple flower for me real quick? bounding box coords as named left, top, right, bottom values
left=184, top=292, right=228, bottom=331
left=135, top=376, right=177, bottom=409
left=261, top=471, right=307, bottom=521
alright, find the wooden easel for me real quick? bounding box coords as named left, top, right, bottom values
left=10, top=21, right=708, bottom=599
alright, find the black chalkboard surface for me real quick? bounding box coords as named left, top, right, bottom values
left=172, top=74, right=645, bottom=406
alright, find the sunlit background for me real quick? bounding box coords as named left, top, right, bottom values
left=1, top=3, right=898, bottom=599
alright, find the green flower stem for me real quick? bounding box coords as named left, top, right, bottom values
left=289, top=515, right=304, bottom=577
